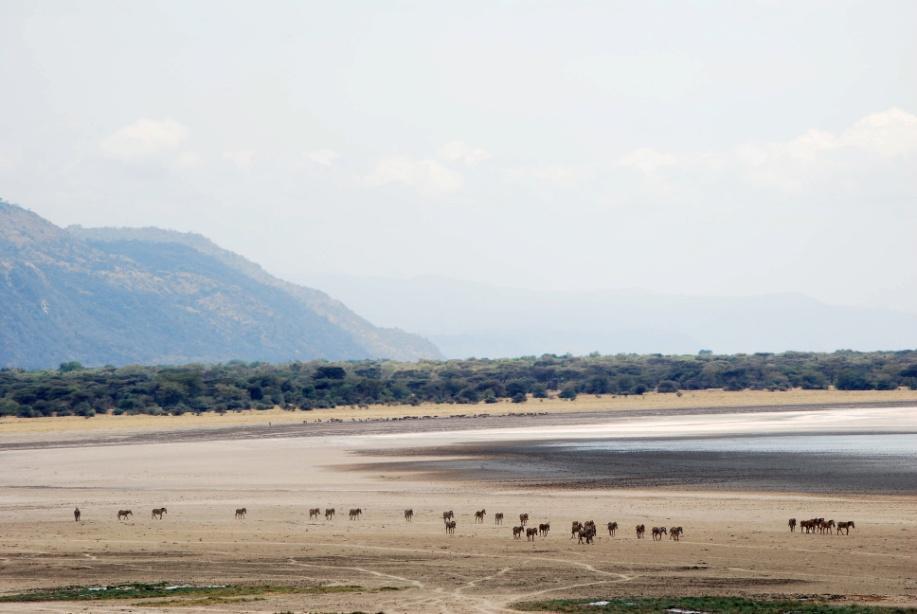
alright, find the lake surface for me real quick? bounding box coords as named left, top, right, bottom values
left=373, top=430, right=917, bottom=493
left=557, top=433, right=917, bottom=457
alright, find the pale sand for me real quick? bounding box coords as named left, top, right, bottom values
left=0, top=402, right=915, bottom=612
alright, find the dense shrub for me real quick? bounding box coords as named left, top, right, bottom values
left=1, top=350, right=914, bottom=417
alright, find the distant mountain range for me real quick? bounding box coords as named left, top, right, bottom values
left=5, top=196, right=915, bottom=369
left=302, top=274, right=917, bottom=358
left=0, top=200, right=440, bottom=368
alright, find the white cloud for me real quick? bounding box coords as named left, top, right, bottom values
left=365, top=156, right=463, bottom=194
left=618, top=107, right=917, bottom=191
left=843, top=107, right=917, bottom=157
left=223, top=150, right=256, bottom=170
left=304, top=149, right=341, bottom=167
left=100, top=118, right=189, bottom=160
left=439, top=141, right=492, bottom=166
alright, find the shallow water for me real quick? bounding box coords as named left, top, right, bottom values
left=557, top=433, right=917, bottom=456
left=374, top=430, right=917, bottom=493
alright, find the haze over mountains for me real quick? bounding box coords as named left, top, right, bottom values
left=0, top=200, right=439, bottom=368
left=3, top=197, right=916, bottom=370
left=305, top=275, right=917, bottom=359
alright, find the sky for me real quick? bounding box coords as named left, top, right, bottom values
left=2, top=1, right=916, bottom=313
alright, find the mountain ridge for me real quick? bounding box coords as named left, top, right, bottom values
left=0, top=200, right=440, bottom=368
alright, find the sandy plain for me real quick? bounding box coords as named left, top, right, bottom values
left=0, top=393, right=916, bottom=613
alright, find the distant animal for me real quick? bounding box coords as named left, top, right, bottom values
left=348, top=508, right=363, bottom=520
left=151, top=507, right=167, bottom=520
left=635, top=524, right=645, bottom=539
left=443, top=510, right=454, bottom=522
left=494, top=512, right=504, bottom=525
left=571, top=521, right=582, bottom=538
left=812, top=518, right=832, bottom=534
left=836, top=521, right=855, bottom=535
left=325, top=508, right=335, bottom=520
left=577, top=525, right=596, bottom=545
left=788, top=518, right=797, bottom=532
left=445, top=520, right=456, bottom=535
left=73, top=507, right=81, bottom=522
left=519, top=513, right=529, bottom=526
left=235, top=508, right=247, bottom=519
left=404, top=509, right=414, bottom=522
left=309, top=507, right=321, bottom=519
left=117, top=510, right=132, bottom=521
left=607, top=521, right=618, bottom=536
left=651, top=526, right=667, bottom=541
left=526, top=527, right=538, bottom=541
left=538, top=522, right=551, bottom=537
left=512, top=526, right=524, bottom=539
left=474, top=509, right=486, bottom=523
left=669, top=526, right=684, bottom=541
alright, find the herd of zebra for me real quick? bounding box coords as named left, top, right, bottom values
left=308, top=507, right=364, bottom=520
left=72, top=506, right=359, bottom=522
left=429, top=509, right=685, bottom=544
left=72, top=507, right=852, bottom=541
left=788, top=517, right=856, bottom=535
left=75, top=507, right=247, bottom=521
left=72, top=505, right=683, bottom=543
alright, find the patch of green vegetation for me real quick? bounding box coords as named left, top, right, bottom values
left=513, top=596, right=917, bottom=613
left=0, top=582, right=365, bottom=603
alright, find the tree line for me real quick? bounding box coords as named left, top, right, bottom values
left=1, top=350, right=916, bottom=418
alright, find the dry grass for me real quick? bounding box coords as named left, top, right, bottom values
left=1, top=388, right=916, bottom=438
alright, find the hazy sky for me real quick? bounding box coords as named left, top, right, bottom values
left=2, top=1, right=916, bottom=312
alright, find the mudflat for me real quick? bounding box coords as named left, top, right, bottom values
left=355, top=406, right=917, bottom=493
left=0, top=395, right=916, bottom=612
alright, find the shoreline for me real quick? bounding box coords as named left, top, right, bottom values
left=339, top=406, right=917, bottom=496
left=2, top=400, right=916, bottom=451
left=3, top=389, right=917, bottom=451
left=4, top=387, right=917, bottom=435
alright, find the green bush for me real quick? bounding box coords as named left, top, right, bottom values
left=0, top=399, right=20, bottom=416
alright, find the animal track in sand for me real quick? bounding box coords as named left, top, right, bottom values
left=286, top=556, right=424, bottom=590
left=455, top=566, right=513, bottom=593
